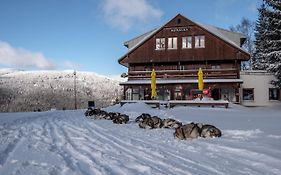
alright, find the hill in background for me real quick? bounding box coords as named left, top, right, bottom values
left=0, top=69, right=122, bottom=112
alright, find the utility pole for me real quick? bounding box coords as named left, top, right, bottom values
left=73, top=70, right=77, bottom=110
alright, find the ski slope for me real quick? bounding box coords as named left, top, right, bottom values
left=0, top=103, right=281, bottom=175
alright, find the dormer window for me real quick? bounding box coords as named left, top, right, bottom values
left=195, top=35, right=205, bottom=48
left=168, top=37, right=177, bottom=49
left=156, top=38, right=165, bottom=50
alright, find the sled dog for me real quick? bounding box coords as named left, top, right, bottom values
left=174, top=122, right=201, bottom=139
left=162, top=118, right=182, bottom=129
left=200, top=124, right=222, bottom=138
left=112, top=114, right=129, bottom=124
left=135, top=113, right=151, bottom=123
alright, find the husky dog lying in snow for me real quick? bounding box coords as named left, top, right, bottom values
left=136, top=114, right=182, bottom=129
left=162, top=118, right=182, bottom=129
left=112, top=114, right=129, bottom=124
left=138, top=115, right=163, bottom=129
left=84, top=108, right=107, bottom=119
left=174, top=123, right=222, bottom=139
left=200, top=124, right=222, bottom=138
left=94, top=110, right=109, bottom=120
left=106, top=112, right=120, bottom=120
left=84, top=109, right=129, bottom=124
left=135, top=113, right=151, bottom=123
left=174, top=122, right=201, bottom=139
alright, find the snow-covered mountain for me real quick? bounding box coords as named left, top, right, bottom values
left=0, top=69, right=122, bottom=112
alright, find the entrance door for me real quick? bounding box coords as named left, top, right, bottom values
left=211, top=88, right=220, bottom=100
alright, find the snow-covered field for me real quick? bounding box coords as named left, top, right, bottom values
left=0, top=103, right=281, bottom=175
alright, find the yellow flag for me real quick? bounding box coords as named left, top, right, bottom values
left=151, top=69, right=157, bottom=99
left=198, top=68, right=204, bottom=90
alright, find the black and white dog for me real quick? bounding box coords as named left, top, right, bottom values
left=174, top=122, right=222, bottom=139
left=85, top=108, right=129, bottom=124
left=112, top=114, right=129, bottom=124
left=162, top=118, right=182, bottom=129
left=135, top=113, right=151, bottom=123
left=136, top=114, right=163, bottom=129
left=200, top=124, right=222, bottom=138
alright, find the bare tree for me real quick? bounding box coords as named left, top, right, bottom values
left=230, top=18, right=255, bottom=70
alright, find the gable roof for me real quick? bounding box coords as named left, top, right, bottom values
left=118, top=14, right=249, bottom=66
left=124, top=28, right=159, bottom=49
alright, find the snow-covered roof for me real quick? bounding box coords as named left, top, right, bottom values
left=120, top=79, right=243, bottom=85
left=124, top=28, right=159, bottom=49
left=198, top=23, right=247, bottom=52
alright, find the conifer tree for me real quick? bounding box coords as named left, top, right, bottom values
left=253, top=3, right=268, bottom=70
left=253, top=0, right=281, bottom=87
left=266, top=0, right=281, bottom=87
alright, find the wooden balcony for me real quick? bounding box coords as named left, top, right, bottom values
left=128, top=68, right=239, bottom=80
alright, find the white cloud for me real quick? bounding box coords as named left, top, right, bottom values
left=101, top=0, right=163, bottom=31
left=0, top=41, right=55, bottom=70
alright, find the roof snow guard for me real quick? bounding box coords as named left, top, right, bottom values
left=118, top=14, right=250, bottom=67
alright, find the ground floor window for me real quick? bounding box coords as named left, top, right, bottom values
left=269, top=88, right=279, bottom=100
left=243, top=88, right=254, bottom=101
left=125, top=88, right=132, bottom=100
left=221, top=88, right=236, bottom=102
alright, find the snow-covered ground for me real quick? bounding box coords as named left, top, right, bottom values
left=0, top=103, right=281, bottom=175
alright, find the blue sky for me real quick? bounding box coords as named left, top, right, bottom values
left=0, top=0, right=261, bottom=76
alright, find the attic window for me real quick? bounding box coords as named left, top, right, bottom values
left=177, top=18, right=181, bottom=24
left=156, top=38, right=165, bottom=50
left=195, top=35, right=205, bottom=48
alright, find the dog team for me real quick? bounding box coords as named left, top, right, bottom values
left=85, top=108, right=222, bottom=139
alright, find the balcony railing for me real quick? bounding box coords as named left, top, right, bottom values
left=128, top=68, right=239, bottom=80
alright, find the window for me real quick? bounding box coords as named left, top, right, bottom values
left=156, top=38, right=165, bottom=50
left=177, top=65, right=185, bottom=70
left=211, top=65, right=221, bottom=69
left=168, top=37, right=177, bottom=49
left=182, top=36, right=192, bottom=49
left=243, top=88, right=254, bottom=101
left=269, top=88, right=279, bottom=100
left=195, top=35, right=205, bottom=48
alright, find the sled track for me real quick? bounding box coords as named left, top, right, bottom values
left=0, top=110, right=281, bottom=175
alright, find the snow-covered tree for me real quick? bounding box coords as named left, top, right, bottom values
left=253, top=0, right=281, bottom=87
left=253, top=3, right=269, bottom=70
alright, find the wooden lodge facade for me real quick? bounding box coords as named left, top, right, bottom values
left=118, top=14, right=250, bottom=103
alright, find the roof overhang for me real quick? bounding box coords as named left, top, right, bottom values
left=120, top=79, right=243, bottom=85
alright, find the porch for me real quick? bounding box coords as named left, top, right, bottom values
left=120, top=100, right=229, bottom=108
left=120, top=79, right=242, bottom=103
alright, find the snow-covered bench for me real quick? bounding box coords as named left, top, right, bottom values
left=120, top=100, right=162, bottom=108
left=168, top=100, right=229, bottom=108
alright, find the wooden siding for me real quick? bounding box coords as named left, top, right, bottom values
left=128, top=61, right=240, bottom=80
left=120, top=14, right=249, bottom=66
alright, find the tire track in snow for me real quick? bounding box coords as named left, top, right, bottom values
left=202, top=141, right=281, bottom=175
left=48, top=114, right=105, bottom=175
left=0, top=129, right=23, bottom=166
left=54, top=117, right=143, bottom=175
left=83, top=120, right=194, bottom=175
